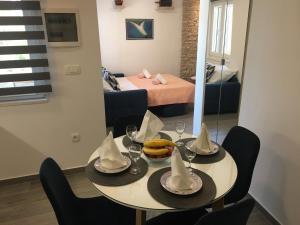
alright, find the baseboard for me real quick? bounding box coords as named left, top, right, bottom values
left=249, top=194, right=282, bottom=225
left=0, top=166, right=85, bottom=185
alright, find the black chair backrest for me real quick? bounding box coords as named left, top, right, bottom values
left=113, top=114, right=144, bottom=138
left=222, top=126, right=260, bottom=204
left=195, top=198, right=255, bottom=225
left=39, top=158, right=80, bottom=225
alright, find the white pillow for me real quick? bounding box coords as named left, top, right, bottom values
left=207, top=65, right=238, bottom=84
left=143, top=69, right=152, bottom=79
left=102, top=78, right=114, bottom=92
left=116, top=77, right=138, bottom=91
left=156, top=74, right=167, bottom=85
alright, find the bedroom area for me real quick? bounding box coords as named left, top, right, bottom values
left=96, top=0, right=249, bottom=142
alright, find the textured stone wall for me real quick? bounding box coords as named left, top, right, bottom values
left=180, top=0, right=200, bottom=78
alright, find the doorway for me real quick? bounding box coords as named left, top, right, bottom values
left=193, top=0, right=250, bottom=143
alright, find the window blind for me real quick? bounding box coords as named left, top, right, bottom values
left=0, top=0, right=52, bottom=97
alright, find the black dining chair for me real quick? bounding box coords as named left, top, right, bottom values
left=195, top=198, right=255, bottom=225
left=113, top=114, right=144, bottom=138
left=145, top=125, right=260, bottom=225
left=147, top=198, right=255, bottom=225
left=222, top=126, right=260, bottom=204
left=39, top=158, right=135, bottom=225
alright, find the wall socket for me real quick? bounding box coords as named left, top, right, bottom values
left=71, top=133, right=81, bottom=143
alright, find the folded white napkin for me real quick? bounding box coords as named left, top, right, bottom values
left=156, top=73, right=167, bottom=85
left=97, top=132, right=127, bottom=169
left=143, top=69, right=152, bottom=79
left=191, top=123, right=214, bottom=153
left=135, top=110, right=164, bottom=143
left=168, top=148, right=193, bottom=190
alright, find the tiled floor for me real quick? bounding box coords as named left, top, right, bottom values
left=160, top=104, right=238, bottom=144
left=0, top=171, right=275, bottom=225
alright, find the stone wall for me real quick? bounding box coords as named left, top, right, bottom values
left=180, top=0, right=200, bottom=78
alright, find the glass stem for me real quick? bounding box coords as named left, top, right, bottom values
left=133, top=159, right=137, bottom=168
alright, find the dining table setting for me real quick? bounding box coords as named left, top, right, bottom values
left=85, top=110, right=237, bottom=225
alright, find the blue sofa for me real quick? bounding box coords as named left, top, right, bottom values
left=104, top=74, right=240, bottom=127
left=104, top=73, right=148, bottom=127
left=204, top=76, right=241, bottom=114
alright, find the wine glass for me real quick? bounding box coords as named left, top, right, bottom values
left=128, top=144, right=142, bottom=175
left=175, top=121, right=185, bottom=146
left=126, top=125, right=137, bottom=144
left=185, top=142, right=197, bottom=174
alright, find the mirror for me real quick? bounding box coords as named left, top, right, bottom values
left=203, top=0, right=250, bottom=143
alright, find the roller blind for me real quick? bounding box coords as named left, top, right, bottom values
left=0, top=0, right=52, bottom=98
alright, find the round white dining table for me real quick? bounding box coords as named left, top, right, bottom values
left=87, top=131, right=237, bottom=225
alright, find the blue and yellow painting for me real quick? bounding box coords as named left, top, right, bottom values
left=126, top=19, right=153, bottom=40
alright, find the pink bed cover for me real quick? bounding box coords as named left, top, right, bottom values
left=126, top=74, right=195, bottom=107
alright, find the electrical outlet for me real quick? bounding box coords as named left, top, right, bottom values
left=71, top=133, right=81, bottom=142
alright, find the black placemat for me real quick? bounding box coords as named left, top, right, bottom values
left=85, top=153, right=148, bottom=186
left=122, top=132, right=172, bottom=148
left=147, top=167, right=216, bottom=209
left=178, top=138, right=226, bottom=164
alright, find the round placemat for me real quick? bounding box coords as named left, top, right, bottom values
left=85, top=153, right=148, bottom=186
left=122, top=132, right=172, bottom=148
left=178, top=138, right=226, bottom=164
left=147, top=167, right=216, bottom=209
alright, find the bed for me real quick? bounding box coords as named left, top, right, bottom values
left=117, top=74, right=195, bottom=107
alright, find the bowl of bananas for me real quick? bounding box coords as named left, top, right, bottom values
left=143, top=139, right=177, bottom=162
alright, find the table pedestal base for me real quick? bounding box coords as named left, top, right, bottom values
left=212, top=197, right=225, bottom=211
left=136, top=209, right=146, bottom=225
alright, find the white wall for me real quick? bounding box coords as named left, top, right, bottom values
left=230, top=0, right=249, bottom=80
left=0, top=0, right=106, bottom=180
left=97, top=0, right=183, bottom=76
left=239, top=0, right=300, bottom=224
left=193, top=0, right=210, bottom=135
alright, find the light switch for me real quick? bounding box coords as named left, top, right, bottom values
left=64, top=65, right=81, bottom=75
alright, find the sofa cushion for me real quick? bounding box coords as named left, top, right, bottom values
left=107, top=75, right=120, bottom=91
left=102, top=78, right=115, bottom=92
left=207, top=65, right=238, bottom=84
left=101, top=67, right=110, bottom=80
left=206, top=64, right=215, bottom=82
left=101, top=67, right=121, bottom=91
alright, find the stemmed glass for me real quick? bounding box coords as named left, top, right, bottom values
left=126, top=125, right=137, bottom=145
left=184, top=142, right=197, bottom=174
left=175, top=121, right=186, bottom=146
left=128, top=144, right=142, bottom=175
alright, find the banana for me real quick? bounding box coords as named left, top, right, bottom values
left=143, top=147, right=169, bottom=156
left=144, top=139, right=176, bottom=148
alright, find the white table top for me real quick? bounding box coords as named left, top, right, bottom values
left=88, top=131, right=237, bottom=211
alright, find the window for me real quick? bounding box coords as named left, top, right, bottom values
left=208, top=0, right=234, bottom=59
left=0, top=0, right=52, bottom=102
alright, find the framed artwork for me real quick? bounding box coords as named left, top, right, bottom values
left=44, top=9, right=80, bottom=47
left=126, top=19, right=154, bottom=40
